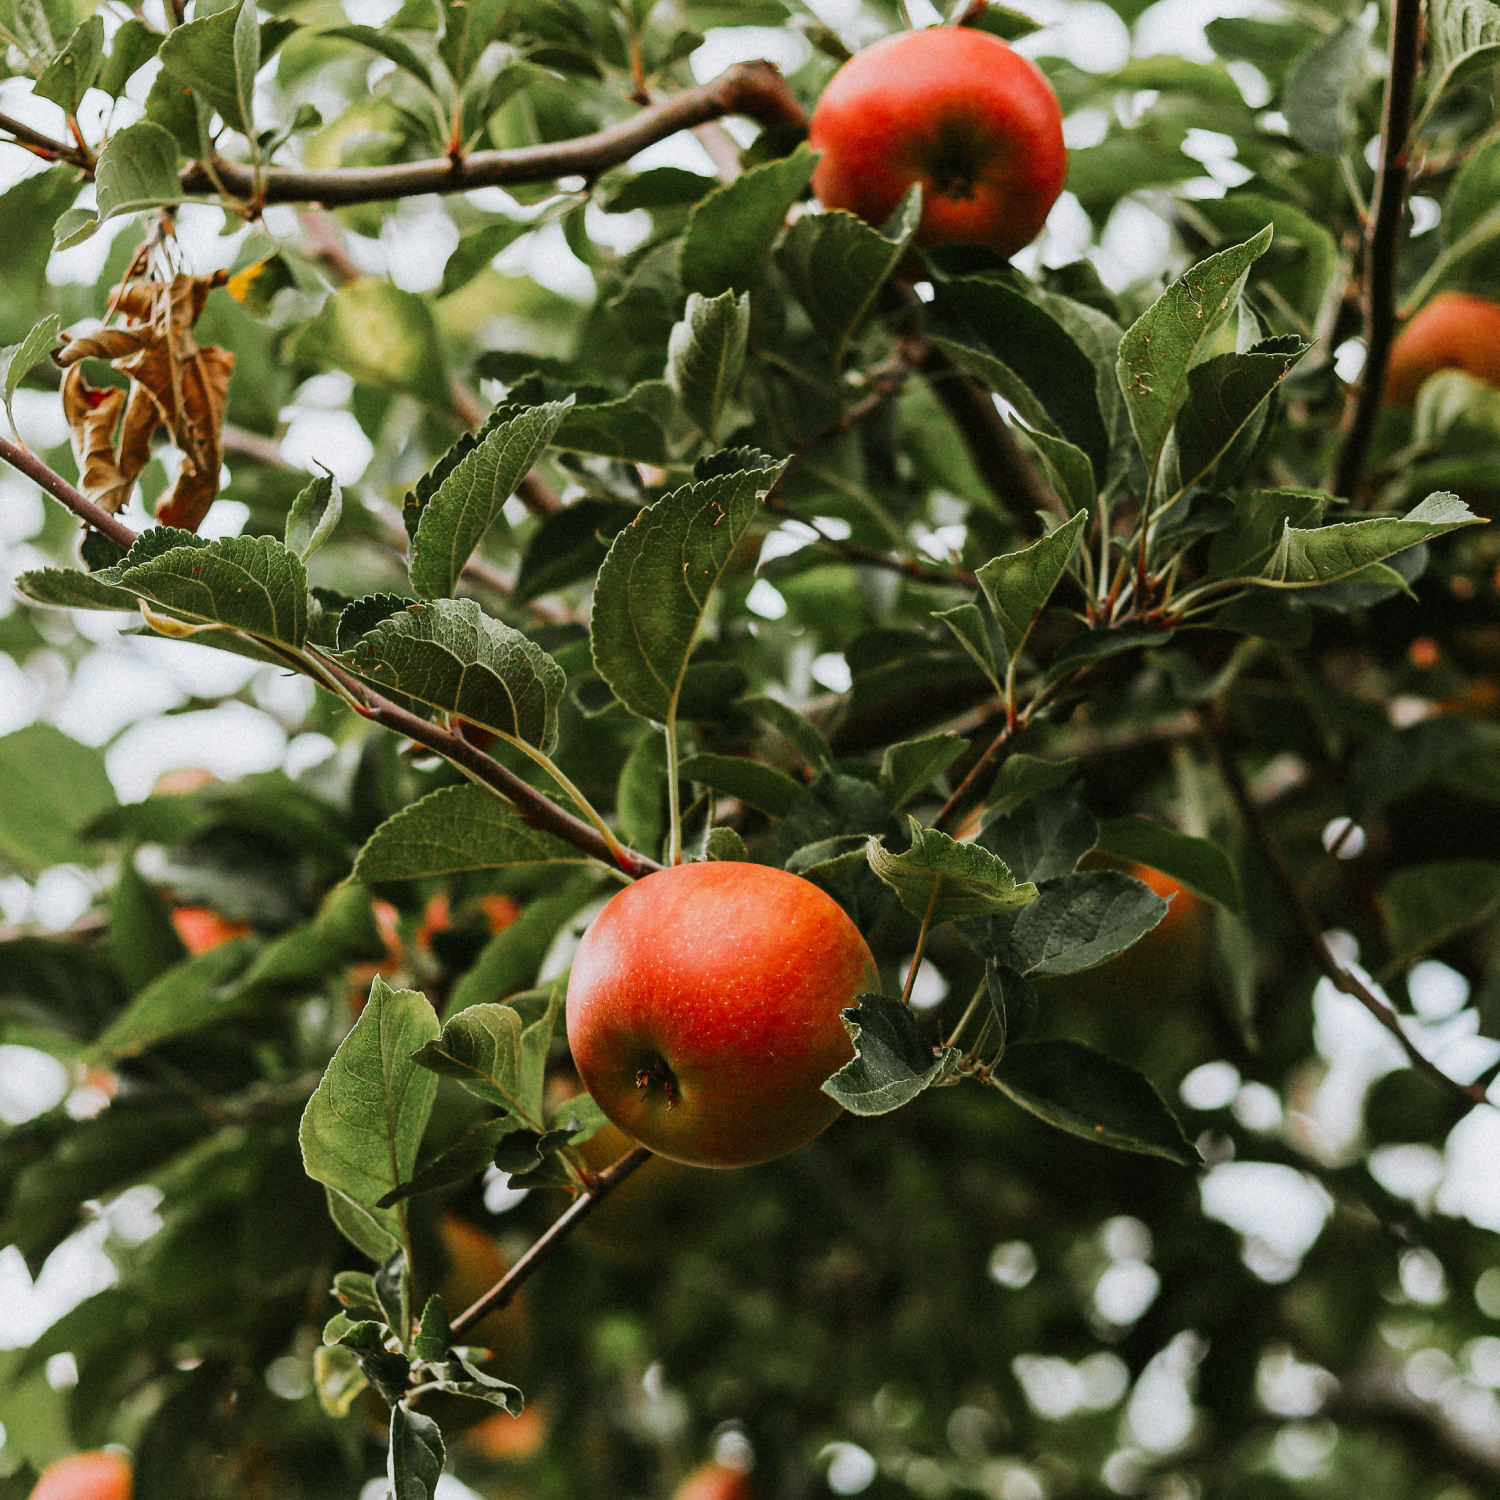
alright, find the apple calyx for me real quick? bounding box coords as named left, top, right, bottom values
left=635, top=1054, right=679, bottom=1109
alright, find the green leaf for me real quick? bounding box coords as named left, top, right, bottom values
left=667, top=289, right=749, bottom=442
left=821, top=992, right=961, bottom=1116
left=957, top=0, right=1041, bottom=40
left=439, top=218, right=531, bottom=298
left=1206, top=487, right=1326, bottom=577
left=868, top=817, right=1037, bottom=923
left=1378, top=860, right=1500, bottom=967
left=408, top=399, right=571, bottom=599
left=879, top=733, right=966, bottom=811
left=1095, top=817, right=1243, bottom=913
left=86, top=941, right=255, bottom=1061
left=706, top=826, right=750, bottom=861
left=33, top=15, right=102, bottom=114
left=446, top=883, right=595, bottom=1014
left=985, top=754, right=1078, bottom=814
left=1427, top=0, right=1500, bottom=107
left=414, top=1295, right=449, bottom=1365
left=354, top=784, right=590, bottom=881
left=591, top=462, right=782, bottom=722
left=778, top=187, right=921, bottom=360
left=979, top=789, right=1098, bottom=885
left=932, top=603, right=1002, bottom=689
left=313, top=1344, right=368, bottom=1417
left=556, top=382, right=673, bottom=464
left=605, top=167, right=716, bottom=212
left=108, top=855, right=187, bottom=995
left=93, top=120, right=183, bottom=220
left=389, top=1406, right=445, bottom=1497
left=989, top=871, right=1168, bottom=976
left=113, top=533, right=308, bottom=649
left=16, top=566, right=139, bottom=611
left=410, top=1001, right=537, bottom=1122
left=284, top=472, right=342, bottom=561
left=1171, top=336, right=1308, bottom=495
left=227, top=883, right=386, bottom=1002
left=1, top=313, right=59, bottom=432
left=98, top=17, right=162, bottom=97
left=975, top=510, right=1087, bottom=658
left=299, top=976, right=441, bottom=1262
left=740, top=693, right=834, bottom=773
left=1017, top=428, right=1097, bottom=516
left=1257, top=492, right=1485, bottom=588
left=1117, top=227, right=1274, bottom=489
left=292, top=280, right=448, bottom=406
left=926, top=279, right=1111, bottom=483
left=990, top=1040, right=1200, bottom=1165
left=429, top=1352, right=524, bottom=1412
left=156, top=0, right=257, bottom=136
left=0, top=724, right=118, bottom=877
left=321, top=24, right=437, bottom=94
left=1282, top=18, right=1368, bottom=155
left=678, top=752, right=804, bottom=817
left=376, top=1117, right=515, bottom=1208
left=514, top=498, right=638, bottom=604
left=679, top=142, right=817, bottom=297
left=338, top=597, right=565, bottom=754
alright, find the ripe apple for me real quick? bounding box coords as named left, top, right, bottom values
left=673, top=1462, right=756, bottom=1500
left=1387, top=291, right=1500, bottom=407
left=169, top=905, right=250, bottom=954
left=565, top=862, right=876, bottom=1167
left=808, top=26, right=1066, bottom=258
left=29, top=1452, right=132, bottom=1500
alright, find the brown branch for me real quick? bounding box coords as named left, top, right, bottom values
left=447, top=1146, right=652, bottom=1339
left=1331, top=0, right=1423, bottom=500
left=0, top=439, right=661, bottom=878
left=933, top=718, right=1014, bottom=831
left=182, top=62, right=805, bottom=208
left=0, top=433, right=137, bottom=552
left=919, top=347, right=1060, bottom=534
left=1203, top=706, right=1485, bottom=1107
left=0, top=111, right=88, bottom=165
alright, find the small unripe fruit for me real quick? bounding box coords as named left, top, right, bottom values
left=673, top=1462, right=756, bottom=1500
left=566, top=862, right=876, bottom=1167
left=30, top=1452, right=132, bottom=1500
left=1386, top=291, right=1500, bottom=407
left=809, top=27, right=1066, bottom=258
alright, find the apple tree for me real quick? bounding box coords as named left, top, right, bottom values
left=2, top=0, right=1500, bottom=1494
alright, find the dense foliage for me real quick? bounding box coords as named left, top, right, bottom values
left=2, top=0, right=1500, bottom=1494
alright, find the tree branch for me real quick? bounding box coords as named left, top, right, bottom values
left=1331, top=0, right=1423, bottom=500
left=0, top=111, right=88, bottom=165
left=1203, top=706, right=1485, bottom=1107
left=0, top=439, right=661, bottom=879
left=447, top=1146, right=652, bottom=1339
left=182, top=62, right=804, bottom=208
left=918, top=347, right=1060, bottom=533
left=0, top=433, right=137, bottom=552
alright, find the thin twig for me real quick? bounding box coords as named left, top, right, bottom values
left=1331, top=0, right=1423, bottom=500
left=0, top=110, right=88, bottom=165
left=448, top=1146, right=652, bottom=1338
left=0, top=438, right=660, bottom=877
left=0, top=433, right=137, bottom=551
left=180, top=62, right=804, bottom=207
left=1203, top=707, right=1485, bottom=1107
left=932, top=718, right=1014, bottom=831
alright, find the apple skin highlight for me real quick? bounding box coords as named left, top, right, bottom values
left=565, top=862, right=877, bottom=1167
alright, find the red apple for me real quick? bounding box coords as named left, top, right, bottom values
left=565, top=862, right=876, bottom=1167
left=673, top=1462, right=757, bottom=1500
left=1387, top=291, right=1500, bottom=407
left=809, top=26, right=1067, bottom=258
left=30, top=1452, right=132, bottom=1500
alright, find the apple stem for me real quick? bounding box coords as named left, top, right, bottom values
left=944, top=978, right=988, bottom=1050
left=665, top=716, right=684, bottom=865
left=901, top=883, right=941, bottom=1006
left=446, top=1146, right=653, bottom=1340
